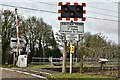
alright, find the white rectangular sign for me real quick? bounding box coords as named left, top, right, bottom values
left=66, top=34, right=79, bottom=41
left=60, top=22, right=84, bottom=34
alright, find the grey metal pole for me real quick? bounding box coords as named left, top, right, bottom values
left=42, top=35, right=45, bottom=57
left=70, top=41, right=74, bottom=74
left=13, top=53, right=15, bottom=67
left=62, top=40, right=67, bottom=73
left=80, top=35, right=84, bottom=74
left=51, top=56, right=53, bottom=65
left=70, top=52, right=72, bottom=74
left=42, top=34, right=45, bottom=64
left=76, top=57, right=77, bottom=66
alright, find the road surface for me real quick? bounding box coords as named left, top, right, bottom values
left=1, top=68, right=47, bottom=80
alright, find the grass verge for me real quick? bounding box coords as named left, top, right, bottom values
left=48, top=73, right=118, bottom=80
left=50, top=73, right=113, bottom=78
left=2, top=64, right=13, bottom=68
left=28, top=64, right=61, bottom=69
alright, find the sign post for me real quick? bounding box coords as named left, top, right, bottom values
left=70, top=44, right=75, bottom=74
left=60, top=21, right=84, bottom=74
left=70, top=52, right=72, bottom=74
left=58, top=2, right=86, bottom=74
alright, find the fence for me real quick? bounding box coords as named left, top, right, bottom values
left=31, top=57, right=118, bottom=66
left=31, top=57, right=119, bottom=77
left=31, top=57, right=80, bottom=65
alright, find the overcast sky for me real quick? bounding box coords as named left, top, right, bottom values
left=0, top=0, right=119, bottom=44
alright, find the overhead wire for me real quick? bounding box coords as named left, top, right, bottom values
left=30, top=1, right=119, bottom=18
left=105, top=0, right=119, bottom=4
left=30, top=1, right=119, bottom=14
left=34, top=1, right=57, bottom=6
left=86, top=16, right=118, bottom=22
left=87, top=5, right=119, bottom=13
left=87, top=10, right=119, bottom=18
left=0, top=3, right=58, bottom=14
left=0, top=3, right=119, bottom=22
left=26, top=1, right=120, bottom=20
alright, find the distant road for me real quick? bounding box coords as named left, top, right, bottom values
left=1, top=68, right=47, bottom=80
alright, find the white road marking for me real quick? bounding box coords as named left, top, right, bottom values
left=16, top=70, right=23, bottom=74
left=14, top=68, right=51, bottom=76
left=31, top=73, right=48, bottom=79
left=1, top=68, right=3, bottom=69
left=8, top=69, right=14, bottom=72
left=3, top=68, right=15, bottom=72
left=23, top=72, right=30, bottom=75
left=2, top=68, right=48, bottom=80
left=31, top=70, right=52, bottom=75
left=31, top=70, right=38, bottom=72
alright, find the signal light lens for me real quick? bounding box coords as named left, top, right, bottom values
left=76, top=5, right=82, bottom=12
left=64, top=5, right=69, bottom=12
left=70, top=10, right=74, bottom=17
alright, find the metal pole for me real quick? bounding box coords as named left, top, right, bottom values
left=42, top=34, right=45, bottom=64
left=80, top=36, right=83, bottom=74
left=13, top=53, right=15, bottom=67
left=15, top=8, right=20, bottom=57
left=70, top=42, right=73, bottom=74
left=80, top=46, right=83, bottom=74
left=13, top=8, right=20, bottom=67
left=70, top=52, right=72, bottom=74
left=51, top=56, right=53, bottom=65
left=76, top=57, right=77, bottom=66
left=62, top=41, right=67, bottom=73
left=42, top=35, right=44, bottom=57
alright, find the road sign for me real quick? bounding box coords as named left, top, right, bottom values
left=60, top=22, right=84, bottom=34
left=70, top=45, right=75, bottom=54
left=66, top=34, right=79, bottom=41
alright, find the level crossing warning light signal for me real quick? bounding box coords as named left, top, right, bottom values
left=61, top=5, right=83, bottom=18
left=58, top=2, right=86, bottom=21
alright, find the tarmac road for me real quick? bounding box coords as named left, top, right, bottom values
left=1, top=68, right=47, bottom=80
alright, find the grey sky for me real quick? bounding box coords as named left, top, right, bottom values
left=0, top=0, right=119, bottom=43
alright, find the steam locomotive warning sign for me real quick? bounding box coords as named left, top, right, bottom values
left=60, top=22, right=84, bottom=34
